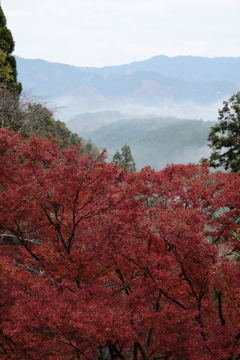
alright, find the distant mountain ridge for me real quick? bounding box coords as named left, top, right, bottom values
left=15, top=55, right=240, bottom=118
left=67, top=110, right=129, bottom=135
left=82, top=55, right=240, bottom=83
left=17, top=55, right=240, bottom=82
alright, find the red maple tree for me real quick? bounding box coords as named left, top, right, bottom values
left=0, top=128, right=240, bottom=359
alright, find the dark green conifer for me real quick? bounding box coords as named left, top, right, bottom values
left=0, top=5, right=22, bottom=93
left=112, top=144, right=136, bottom=173
left=202, top=92, right=240, bottom=172
left=112, top=150, right=122, bottom=164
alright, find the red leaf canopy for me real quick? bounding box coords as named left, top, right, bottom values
left=0, top=128, right=240, bottom=360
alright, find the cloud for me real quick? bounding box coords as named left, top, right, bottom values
left=3, top=0, right=240, bottom=67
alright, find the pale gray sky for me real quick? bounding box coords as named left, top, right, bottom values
left=3, top=0, right=240, bottom=67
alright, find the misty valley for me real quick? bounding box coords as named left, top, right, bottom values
left=16, top=54, right=240, bottom=170
left=67, top=111, right=215, bottom=170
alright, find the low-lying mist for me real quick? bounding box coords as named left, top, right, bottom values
left=58, top=100, right=220, bottom=124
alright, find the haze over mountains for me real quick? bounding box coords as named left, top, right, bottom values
left=16, top=55, right=240, bottom=121
left=16, top=54, right=238, bottom=170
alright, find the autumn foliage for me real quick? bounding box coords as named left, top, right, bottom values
left=0, top=128, right=240, bottom=359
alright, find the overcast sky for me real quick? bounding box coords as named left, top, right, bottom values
left=3, top=0, right=240, bottom=68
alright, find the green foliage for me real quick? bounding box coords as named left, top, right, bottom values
left=204, top=93, right=240, bottom=172
left=112, top=149, right=122, bottom=164
left=112, top=144, right=136, bottom=172
left=0, top=88, right=84, bottom=149
left=0, top=5, right=22, bottom=93
left=23, top=104, right=83, bottom=148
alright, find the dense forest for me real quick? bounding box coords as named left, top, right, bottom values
left=1, top=4, right=240, bottom=360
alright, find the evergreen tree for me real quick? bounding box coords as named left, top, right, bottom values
left=112, top=144, right=136, bottom=172
left=112, top=149, right=122, bottom=164
left=0, top=5, right=22, bottom=93
left=203, top=93, right=240, bottom=172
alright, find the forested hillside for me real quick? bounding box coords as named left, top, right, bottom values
left=69, top=114, right=182, bottom=143
left=131, top=119, right=215, bottom=169
left=68, top=112, right=215, bottom=169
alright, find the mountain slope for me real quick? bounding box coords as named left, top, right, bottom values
left=131, top=119, right=215, bottom=169
left=83, top=116, right=185, bottom=150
